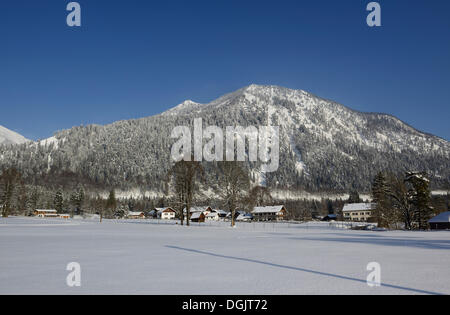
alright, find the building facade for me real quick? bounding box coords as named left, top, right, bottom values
left=342, top=203, right=376, bottom=222
left=251, top=206, right=287, bottom=221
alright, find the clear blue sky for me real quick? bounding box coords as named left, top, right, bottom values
left=1, top=0, right=449, bottom=140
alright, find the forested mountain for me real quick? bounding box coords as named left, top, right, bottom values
left=0, top=85, right=449, bottom=194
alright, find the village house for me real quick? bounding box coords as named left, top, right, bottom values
left=183, top=206, right=213, bottom=214
left=236, top=212, right=252, bottom=222
left=127, top=211, right=145, bottom=219
left=251, top=206, right=287, bottom=221
left=205, top=212, right=219, bottom=221
left=190, top=211, right=206, bottom=223
left=226, top=210, right=245, bottom=221
left=34, top=209, right=58, bottom=218
left=183, top=206, right=213, bottom=218
left=428, top=211, right=450, bottom=230
left=342, top=203, right=376, bottom=222
left=211, top=209, right=227, bottom=218
left=155, top=207, right=176, bottom=220
left=205, top=209, right=228, bottom=221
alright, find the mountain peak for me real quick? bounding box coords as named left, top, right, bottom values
left=0, top=125, right=30, bottom=145
left=163, top=99, right=203, bottom=115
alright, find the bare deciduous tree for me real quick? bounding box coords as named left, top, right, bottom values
left=168, top=160, right=204, bottom=226
left=218, top=162, right=250, bottom=227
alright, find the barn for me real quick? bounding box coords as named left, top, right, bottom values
left=428, top=212, right=450, bottom=230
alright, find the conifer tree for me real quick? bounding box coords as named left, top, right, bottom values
left=372, top=172, right=390, bottom=227
left=405, top=172, right=432, bottom=230
left=105, top=189, right=117, bottom=218
left=348, top=190, right=361, bottom=204
left=54, top=189, right=64, bottom=213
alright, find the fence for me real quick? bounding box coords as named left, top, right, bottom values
left=107, top=218, right=372, bottom=232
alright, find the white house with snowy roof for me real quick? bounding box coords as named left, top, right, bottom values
left=154, top=207, right=176, bottom=220
left=342, top=203, right=376, bottom=222
left=210, top=209, right=227, bottom=218
left=205, top=212, right=219, bottom=221
left=251, top=206, right=287, bottom=221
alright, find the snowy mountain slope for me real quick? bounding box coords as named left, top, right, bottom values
left=0, top=125, right=30, bottom=145
left=0, top=85, right=449, bottom=192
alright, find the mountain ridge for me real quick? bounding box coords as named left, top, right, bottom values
left=0, top=85, right=449, bottom=192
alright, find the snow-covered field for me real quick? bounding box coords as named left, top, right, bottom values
left=0, top=217, right=449, bottom=295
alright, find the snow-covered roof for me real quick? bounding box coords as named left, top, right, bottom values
left=155, top=207, right=175, bottom=213
left=128, top=211, right=144, bottom=216
left=183, top=206, right=211, bottom=213
left=35, top=209, right=57, bottom=213
left=342, top=203, right=376, bottom=212
left=429, top=212, right=450, bottom=223
left=190, top=212, right=204, bottom=219
left=206, top=212, right=218, bottom=217
left=211, top=209, right=227, bottom=215
left=252, top=206, right=285, bottom=214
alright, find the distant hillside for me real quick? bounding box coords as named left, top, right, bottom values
left=0, top=85, right=449, bottom=193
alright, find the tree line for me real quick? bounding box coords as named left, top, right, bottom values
left=370, top=171, right=444, bottom=230
left=1, top=164, right=448, bottom=230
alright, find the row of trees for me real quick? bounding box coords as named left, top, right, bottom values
left=168, top=160, right=253, bottom=227
left=2, top=165, right=447, bottom=231
left=371, top=171, right=434, bottom=230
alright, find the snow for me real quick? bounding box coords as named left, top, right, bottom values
left=0, top=125, right=30, bottom=145
left=128, top=212, right=144, bottom=216
left=270, top=190, right=372, bottom=202
left=163, top=100, right=203, bottom=116
left=190, top=212, right=203, bottom=220
left=432, top=190, right=450, bottom=196
left=184, top=207, right=210, bottom=214
left=252, top=206, right=285, bottom=214
left=342, top=203, right=377, bottom=212
left=0, top=217, right=449, bottom=295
